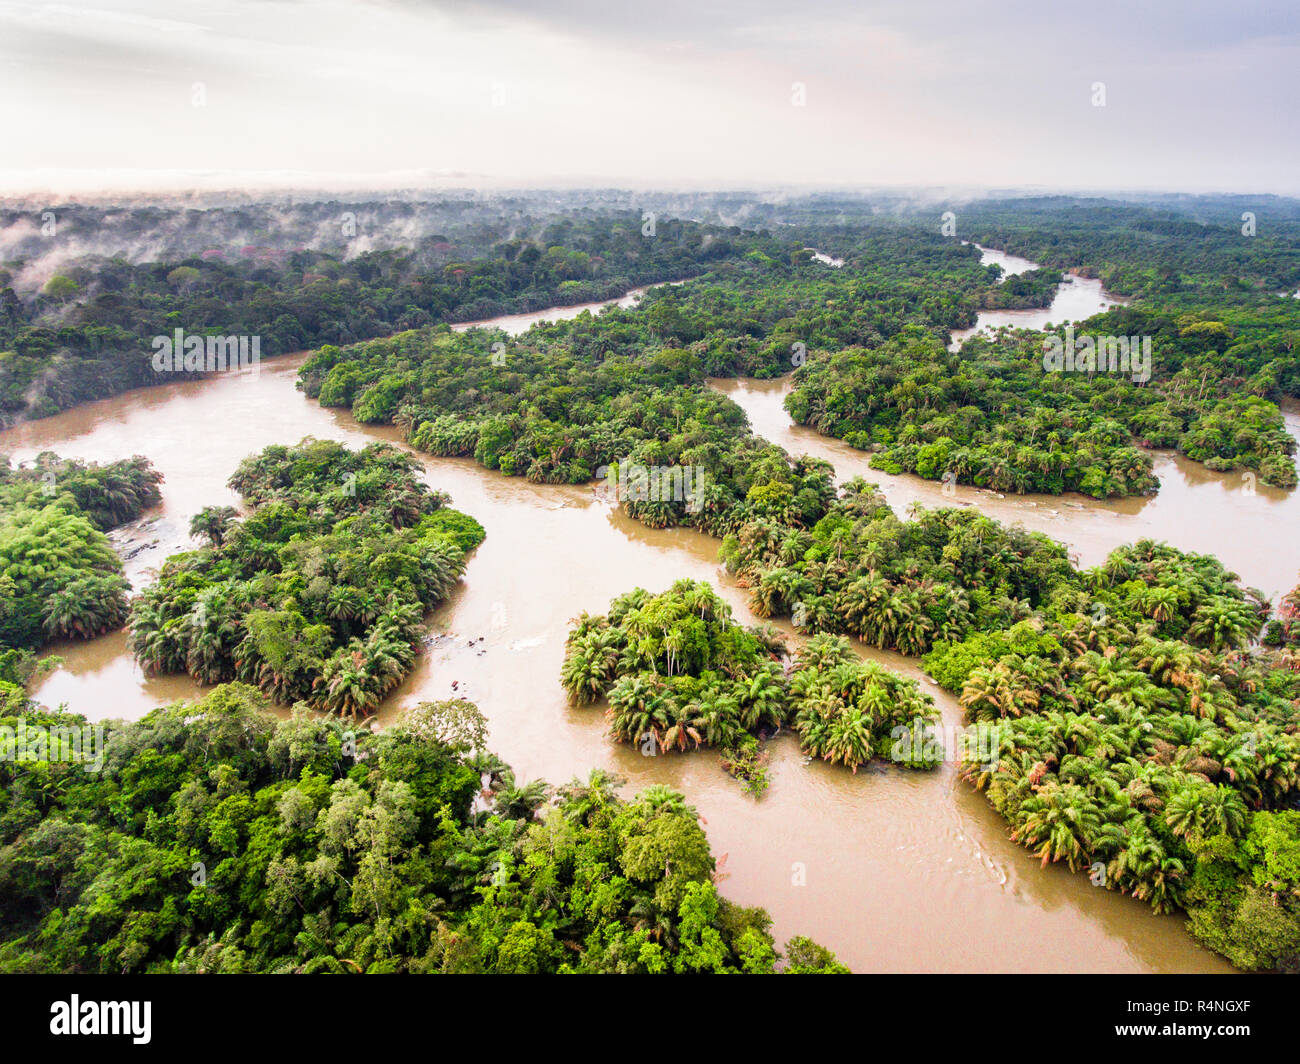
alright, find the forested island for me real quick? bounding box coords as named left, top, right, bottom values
left=127, top=439, right=483, bottom=716
left=561, top=579, right=938, bottom=792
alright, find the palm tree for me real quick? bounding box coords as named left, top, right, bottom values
left=556, top=769, right=623, bottom=826
left=325, top=585, right=366, bottom=624
left=1079, top=660, right=1166, bottom=715
left=1187, top=598, right=1257, bottom=651
left=189, top=505, right=240, bottom=548
left=1164, top=784, right=1208, bottom=841
left=857, top=677, right=894, bottom=728
left=490, top=770, right=551, bottom=820
left=691, top=685, right=742, bottom=748
left=561, top=628, right=622, bottom=705
left=1140, top=585, right=1180, bottom=624
left=822, top=705, right=872, bottom=772
left=186, top=622, right=232, bottom=685
left=1201, top=784, right=1247, bottom=837
left=1251, top=731, right=1300, bottom=804
left=661, top=701, right=704, bottom=753
left=628, top=893, right=678, bottom=949
left=42, top=574, right=130, bottom=639
left=1135, top=638, right=1201, bottom=690
left=834, top=571, right=890, bottom=639
left=892, top=588, right=935, bottom=657
left=606, top=674, right=667, bottom=749
left=1012, top=781, right=1101, bottom=872
left=870, top=591, right=913, bottom=651
left=1107, top=822, right=1186, bottom=913
left=128, top=598, right=188, bottom=674
left=960, top=663, right=1041, bottom=721
left=796, top=633, right=857, bottom=672
left=735, top=663, right=786, bottom=731
left=750, top=567, right=810, bottom=620
left=315, top=644, right=383, bottom=718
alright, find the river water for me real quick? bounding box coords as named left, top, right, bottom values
left=0, top=251, right=1267, bottom=973
left=450, top=278, right=690, bottom=336
left=948, top=243, right=1127, bottom=350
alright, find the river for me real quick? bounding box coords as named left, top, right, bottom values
left=0, top=253, right=1257, bottom=973
left=449, top=278, right=691, bottom=336
left=948, top=243, right=1127, bottom=350
left=711, top=382, right=1300, bottom=606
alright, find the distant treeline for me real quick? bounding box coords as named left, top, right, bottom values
left=0, top=213, right=753, bottom=425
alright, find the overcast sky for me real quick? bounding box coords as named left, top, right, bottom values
left=1, top=0, right=1297, bottom=195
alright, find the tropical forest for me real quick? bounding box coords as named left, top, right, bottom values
left=2, top=166, right=1300, bottom=991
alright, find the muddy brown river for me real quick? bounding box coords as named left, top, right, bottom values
left=4, top=252, right=1289, bottom=973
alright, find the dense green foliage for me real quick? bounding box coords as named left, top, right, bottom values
left=932, top=197, right=1300, bottom=490
left=1263, top=573, right=1300, bottom=649
left=787, top=632, right=939, bottom=772
left=296, top=229, right=1017, bottom=530
left=0, top=452, right=162, bottom=531
left=782, top=201, right=1300, bottom=495
left=561, top=579, right=937, bottom=779
left=914, top=541, right=1300, bottom=968
left=962, top=196, right=1300, bottom=306
left=979, top=267, right=1064, bottom=309
left=127, top=440, right=483, bottom=716
left=8, top=195, right=1300, bottom=502
left=722, top=478, right=1075, bottom=657
left=302, top=333, right=843, bottom=536
left=562, top=580, right=787, bottom=791
left=713, top=456, right=1300, bottom=968
left=0, top=686, right=844, bottom=973
left=0, top=453, right=161, bottom=651
left=298, top=203, right=1299, bottom=503
left=785, top=321, right=1296, bottom=496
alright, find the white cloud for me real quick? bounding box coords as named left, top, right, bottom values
left=0, top=0, right=1295, bottom=193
